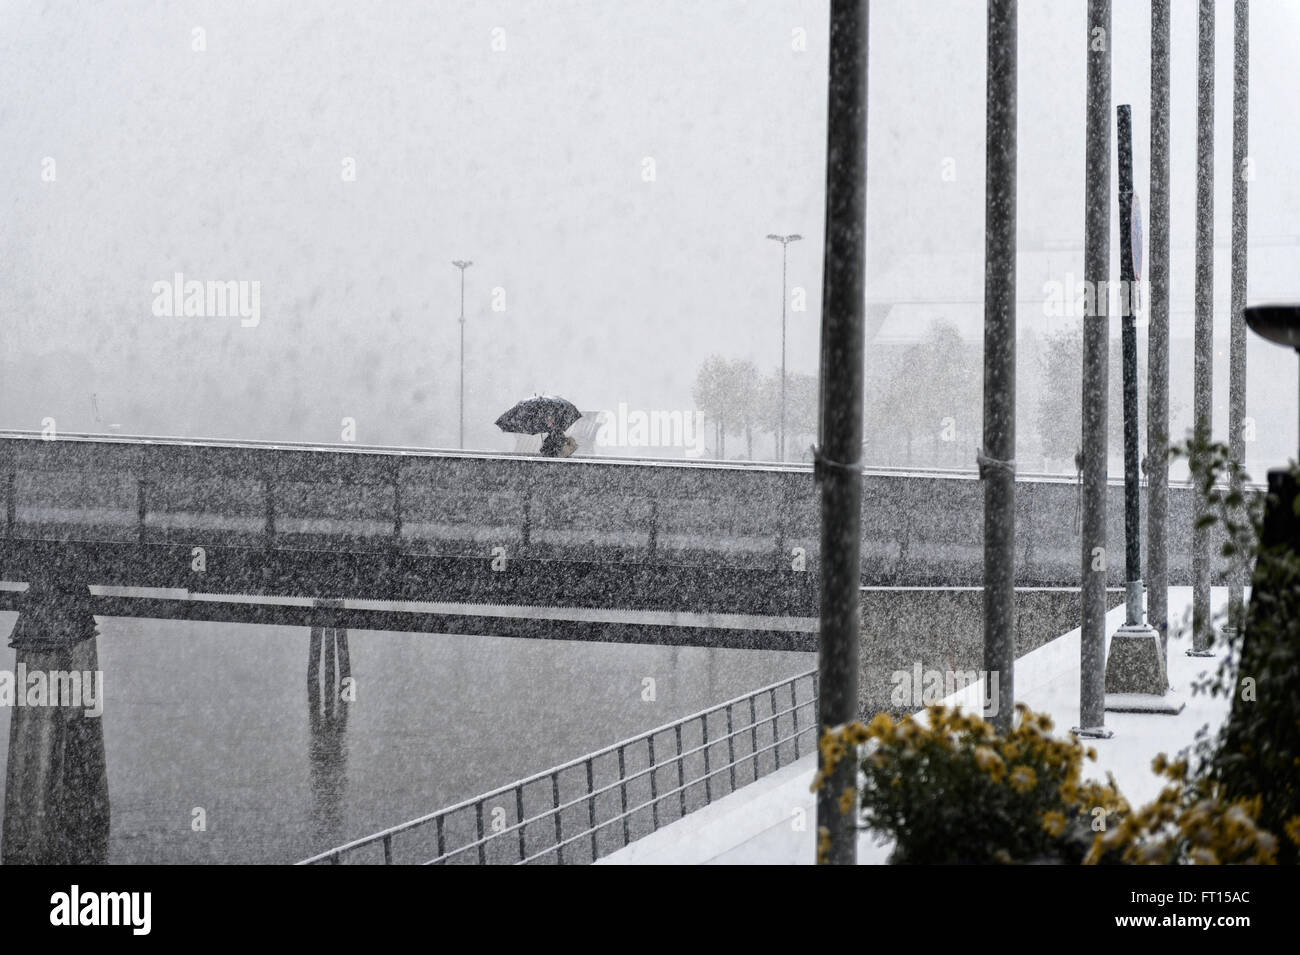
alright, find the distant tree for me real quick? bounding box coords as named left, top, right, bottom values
left=865, top=320, right=978, bottom=466
left=1036, top=324, right=1147, bottom=471
left=1037, top=327, right=1083, bottom=464
left=725, top=359, right=761, bottom=459
left=693, top=355, right=737, bottom=457
left=756, top=369, right=818, bottom=461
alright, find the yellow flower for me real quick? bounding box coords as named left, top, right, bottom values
left=843, top=721, right=870, bottom=745
left=1041, top=811, right=1067, bottom=837
left=1009, top=765, right=1038, bottom=793
left=866, top=712, right=894, bottom=739
left=974, top=745, right=1006, bottom=780
left=1283, top=816, right=1300, bottom=849
left=838, top=786, right=857, bottom=815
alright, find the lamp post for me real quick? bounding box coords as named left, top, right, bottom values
left=767, top=233, right=802, bottom=462
left=452, top=259, right=473, bottom=449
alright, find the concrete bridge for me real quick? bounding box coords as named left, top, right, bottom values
left=0, top=431, right=1231, bottom=644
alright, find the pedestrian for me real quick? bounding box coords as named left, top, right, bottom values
left=538, top=416, right=577, bottom=457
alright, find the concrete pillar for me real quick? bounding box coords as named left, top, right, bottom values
left=3, top=582, right=109, bottom=864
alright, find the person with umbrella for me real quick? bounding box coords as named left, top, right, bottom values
left=496, top=395, right=582, bottom=457
left=539, top=421, right=576, bottom=458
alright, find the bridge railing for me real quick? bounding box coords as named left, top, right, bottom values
left=296, top=668, right=819, bottom=865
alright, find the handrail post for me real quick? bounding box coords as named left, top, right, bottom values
left=475, top=802, right=486, bottom=864
left=647, top=735, right=660, bottom=830
left=586, top=758, right=598, bottom=862
left=516, top=786, right=527, bottom=861
left=701, top=717, right=713, bottom=804
left=769, top=687, right=781, bottom=769
left=674, top=724, right=686, bottom=818
left=550, top=772, right=563, bottom=864
left=790, top=679, right=801, bottom=759
left=617, top=745, right=629, bottom=846
left=726, top=705, right=737, bottom=792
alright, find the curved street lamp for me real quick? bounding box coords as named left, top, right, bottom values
left=1245, top=304, right=1300, bottom=460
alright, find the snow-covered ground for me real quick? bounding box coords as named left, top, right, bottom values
left=598, top=586, right=1233, bottom=865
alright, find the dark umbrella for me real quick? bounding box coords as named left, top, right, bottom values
left=495, top=395, right=582, bottom=435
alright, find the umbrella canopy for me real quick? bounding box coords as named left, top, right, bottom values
left=495, top=395, right=582, bottom=435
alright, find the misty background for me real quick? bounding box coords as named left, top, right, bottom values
left=3, top=0, right=1299, bottom=475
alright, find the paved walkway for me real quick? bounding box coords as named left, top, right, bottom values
left=599, top=587, right=1233, bottom=865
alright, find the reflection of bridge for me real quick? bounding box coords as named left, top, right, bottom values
left=1, top=585, right=355, bottom=863
left=0, top=431, right=1231, bottom=645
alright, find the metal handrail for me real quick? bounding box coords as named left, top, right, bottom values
left=298, top=667, right=818, bottom=865
left=508, top=725, right=807, bottom=866
left=416, top=694, right=812, bottom=864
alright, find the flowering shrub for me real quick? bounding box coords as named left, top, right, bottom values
left=1173, top=439, right=1300, bottom=864
left=814, top=703, right=1124, bottom=864
left=1084, top=755, right=1284, bottom=865
left=813, top=703, right=1299, bottom=864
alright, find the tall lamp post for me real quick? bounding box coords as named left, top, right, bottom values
left=452, top=259, right=473, bottom=449
left=767, top=233, right=802, bottom=462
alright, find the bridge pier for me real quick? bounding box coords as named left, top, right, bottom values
left=3, top=578, right=109, bottom=864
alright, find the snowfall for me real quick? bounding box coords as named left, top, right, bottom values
left=599, top=586, right=1234, bottom=865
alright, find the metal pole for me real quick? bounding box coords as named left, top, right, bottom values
left=982, top=0, right=1017, bottom=734
left=1227, top=0, right=1250, bottom=633
left=452, top=260, right=472, bottom=450
left=815, top=0, right=866, bottom=866
left=459, top=268, right=466, bottom=449
left=1117, top=105, right=1142, bottom=626
left=781, top=240, right=788, bottom=463
left=1191, top=0, right=1215, bottom=654
left=1147, top=0, right=1171, bottom=659
left=1078, top=0, right=1111, bottom=736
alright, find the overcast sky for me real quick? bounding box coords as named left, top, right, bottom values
left=3, top=0, right=1299, bottom=451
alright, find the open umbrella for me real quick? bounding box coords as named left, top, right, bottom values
left=495, top=395, right=582, bottom=435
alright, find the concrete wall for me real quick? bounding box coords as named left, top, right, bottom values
left=857, top=587, right=1098, bottom=719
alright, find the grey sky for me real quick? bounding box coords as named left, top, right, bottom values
left=2, top=0, right=1298, bottom=452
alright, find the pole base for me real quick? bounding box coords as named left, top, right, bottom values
left=1104, top=623, right=1167, bottom=696
left=1105, top=691, right=1186, bottom=715
left=1184, top=648, right=1215, bottom=658
left=1071, top=725, right=1115, bottom=739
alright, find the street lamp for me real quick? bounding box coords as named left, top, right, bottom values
left=1245, top=305, right=1300, bottom=460
left=766, top=233, right=802, bottom=461
left=452, top=259, right=473, bottom=449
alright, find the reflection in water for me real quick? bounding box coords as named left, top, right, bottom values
left=0, top=586, right=811, bottom=862
left=307, top=601, right=350, bottom=845
left=2, top=579, right=110, bottom=864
